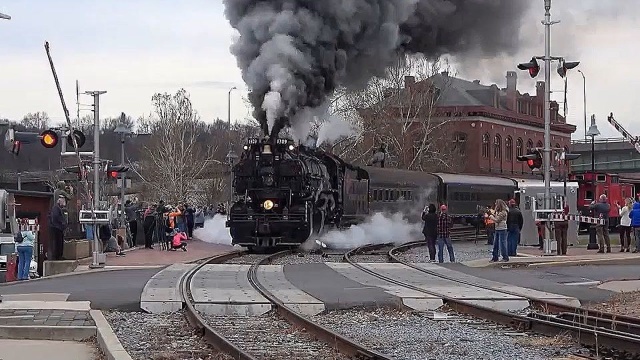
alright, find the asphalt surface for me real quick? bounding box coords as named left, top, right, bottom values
left=446, top=263, right=631, bottom=304
left=0, top=268, right=161, bottom=311
left=284, top=263, right=401, bottom=310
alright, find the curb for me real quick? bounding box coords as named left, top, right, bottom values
left=469, top=256, right=640, bottom=268
left=0, top=266, right=166, bottom=287
left=90, top=310, right=133, bottom=360
left=0, top=325, right=95, bottom=341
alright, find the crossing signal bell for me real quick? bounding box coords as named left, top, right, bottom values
left=517, top=57, right=540, bottom=78
left=517, top=150, right=543, bottom=171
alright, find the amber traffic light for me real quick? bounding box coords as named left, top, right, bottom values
left=40, top=130, right=58, bottom=148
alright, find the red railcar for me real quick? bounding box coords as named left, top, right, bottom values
left=570, top=172, right=634, bottom=229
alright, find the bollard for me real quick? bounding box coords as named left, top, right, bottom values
left=5, top=253, right=18, bottom=282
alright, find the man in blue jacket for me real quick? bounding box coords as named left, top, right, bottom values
left=628, top=199, right=640, bottom=253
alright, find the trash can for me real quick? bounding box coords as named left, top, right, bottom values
left=5, top=253, right=17, bottom=282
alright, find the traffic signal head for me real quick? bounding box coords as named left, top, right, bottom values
left=517, top=57, right=540, bottom=78
left=3, top=128, right=20, bottom=155
left=106, top=165, right=129, bottom=179
left=517, top=150, right=543, bottom=170
left=557, top=60, right=580, bottom=78
left=67, top=129, right=86, bottom=149
left=40, top=130, right=58, bottom=148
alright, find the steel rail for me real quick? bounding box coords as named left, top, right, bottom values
left=389, top=241, right=640, bottom=326
left=180, top=249, right=257, bottom=360
left=247, top=250, right=393, bottom=360
left=345, top=243, right=640, bottom=356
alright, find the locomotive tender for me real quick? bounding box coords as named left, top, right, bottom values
left=226, top=137, right=581, bottom=250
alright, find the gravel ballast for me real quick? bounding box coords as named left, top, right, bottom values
left=200, top=311, right=349, bottom=360
left=105, top=311, right=231, bottom=360
left=312, top=308, right=587, bottom=360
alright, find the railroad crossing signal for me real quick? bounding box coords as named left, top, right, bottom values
left=556, top=60, right=580, bottom=78
left=517, top=57, right=540, bottom=78
left=517, top=150, right=543, bottom=171
left=2, top=128, right=81, bottom=155
left=106, top=165, right=129, bottom=179
left=67, top=129, right=86, bottom=149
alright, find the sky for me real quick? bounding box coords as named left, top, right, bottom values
left=0, top=0, right=639, bottom=140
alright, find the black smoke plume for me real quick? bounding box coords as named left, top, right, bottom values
left=224, top=0, right=530, bottom=139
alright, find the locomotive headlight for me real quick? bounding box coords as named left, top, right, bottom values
left=288, top=144, right=295, bottom=151
left=263, top=200, right=274, bottom=210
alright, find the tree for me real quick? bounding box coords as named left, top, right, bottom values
left=21, top=112, right=50, bottom=130
left=343, top=54, right=463, bottom=171
left=139, top=89, right=220, bottom=204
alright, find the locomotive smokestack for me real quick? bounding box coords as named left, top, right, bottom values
left=224, top=0, right=530, bottom=138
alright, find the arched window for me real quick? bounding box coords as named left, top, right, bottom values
left=516, top=138, right=523, bottom=157
left=536, top=140, right=543, bottom=149
left=482, top=133, right=490, bottom=158
left=505, top=136, right=513, bottom=161
left=527, top=139, right=534, bottom=151
left=493, top=134, right=502, bottom=160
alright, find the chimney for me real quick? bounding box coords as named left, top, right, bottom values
left=536, top=81, right=545, bottom=104
left=506, top=71, right=517, bottom=111
left=404, top=76, right=415, bottom=89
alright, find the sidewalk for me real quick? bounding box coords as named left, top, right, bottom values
left=0, top=339, right=97, bottom=360
left=465, top=244, right=640, bottom=268
left=76, top=240, right=235, bottom=270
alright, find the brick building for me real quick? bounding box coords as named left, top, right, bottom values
left=361, top=71, right=577, bottom=177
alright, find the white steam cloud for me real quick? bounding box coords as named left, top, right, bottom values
left=316, top=115, right=357, bottom=147
left=315, top=212, right=422, bottom=250
left=193, top=215, right=232, bottom=246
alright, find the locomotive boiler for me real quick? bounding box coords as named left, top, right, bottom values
left=226, top=137, right=369, bottom=251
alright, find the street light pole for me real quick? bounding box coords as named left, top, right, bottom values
left=586, top=114, right=600, bottom=250
left=227, top=87, right=237, bottom=153
left=227, top=86, right=237, bottom=209
left=578, top=70, right=587, bottom=141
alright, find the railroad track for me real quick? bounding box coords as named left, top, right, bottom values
left=180, top=250, right=391, bottom=360
left=346, top=241, right=640, bottom=358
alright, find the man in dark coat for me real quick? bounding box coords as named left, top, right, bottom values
left=421, top=204, right=438, bottom=262
left=48, top=196, right=67, bottom=260
left=506, top=199, right=524, bottom=257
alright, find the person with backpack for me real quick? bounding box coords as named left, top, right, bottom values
left=15, top=230, right=35, bottom=281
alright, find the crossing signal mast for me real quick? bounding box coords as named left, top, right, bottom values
left=606, top=112, right=640, bottom=154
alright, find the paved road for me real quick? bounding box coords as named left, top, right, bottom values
left=446, top=263, right=640, bottom=304
left=0, top=268, right=161, bottom=311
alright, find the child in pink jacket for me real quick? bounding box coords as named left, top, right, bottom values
left=172, top=230, right=187, bottom=251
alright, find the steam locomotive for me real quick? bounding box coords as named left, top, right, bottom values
left=226, top=137, right=369, bottom=251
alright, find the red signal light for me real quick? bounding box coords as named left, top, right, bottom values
left=528, top=67, right=540, bottom=78
left=527, top=159, right=534, bottom=167
left=109, top=171, right=118, bottom=178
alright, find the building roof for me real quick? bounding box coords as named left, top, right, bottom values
left=430, top=73, right=500, bottom=108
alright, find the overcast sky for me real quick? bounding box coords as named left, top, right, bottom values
left=0, top=1, right=638, bottom=140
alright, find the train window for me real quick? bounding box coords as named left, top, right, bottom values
left=596, top=174, right=606, bottom=182
left=385, top=190, right=389, bottom=201
left=611, top=176, right=619, bottom=184
left=585, top=191, right=594, bottom=201
left=576, top=175, right=584, bottom=180
left=408, top=191, right=413, bottom=200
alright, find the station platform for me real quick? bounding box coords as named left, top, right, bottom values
left=464, top=245, right=640, bottom=268
left=0, top=339, right=97, bottom=360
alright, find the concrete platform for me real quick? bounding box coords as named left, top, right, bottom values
left=597, top=280, right=640, bottom=293
left=0, top=339, right=96, bottom=360
left=0, top=301, right=91, bottom=311
left=357, top=263, right=530, bottom=312
left=325, top=263, right=443, bottom=311
left=140, top=263, right=195, bottom=313
left=190, top=264, right=271, bottom=315
left=465, top=247, right=640, bottom=268
left=413, top=263, right=581, bottom=307
left=257, top=265, right=325, bottom=315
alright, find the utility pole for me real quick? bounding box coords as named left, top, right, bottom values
left=86, top=90, right=107, bottom=269
left=227, top=87, right=237, bottom=209
left=114, top=123, right=132, bottom=230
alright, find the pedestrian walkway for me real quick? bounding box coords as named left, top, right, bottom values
left=76, top=240, right=234, bottom=270
left=465, top=245, right=640, bottom=268
left=0, top=339, right=97, bottom=360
